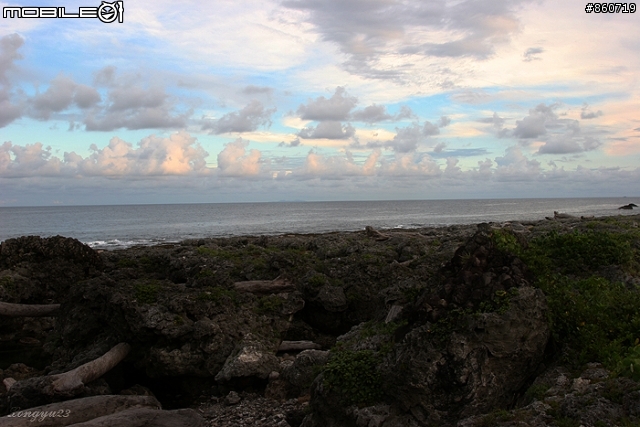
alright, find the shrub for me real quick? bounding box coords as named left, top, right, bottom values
left=322, top=350, right=383, bottom=406
left=134, top=281, right=161, bottom=304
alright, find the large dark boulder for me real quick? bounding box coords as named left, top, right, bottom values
left=303, top=228, right=550, bottom=426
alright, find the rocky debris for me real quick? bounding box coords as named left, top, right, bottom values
left=458, top=363, right=640, bottom=427
left=266, top=350, right=330, bottom=401
left=215, top=336, right=281, bottom=383
left=199, top=393, right=307, bottom=427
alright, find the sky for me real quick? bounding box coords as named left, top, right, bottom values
left=1, top=0, right=639, bottom=206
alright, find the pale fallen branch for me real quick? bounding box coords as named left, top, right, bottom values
left=3, top=377, right=16, bottom=391
left=65, top=407, right=205, bottom=427
left=553, top=211, right=576, bottom=220
left=7, top=343, right=131, bottom=409
left=0, top=301, right=60, bottom=317
left=50, top=343, right=131, bottom=395
left=278, top=340, right=322, bottom=352
left=0, top=395, right=160, bottom=427
left=234, top=277, right=295, bottom=295
left=365, top=226, right=390, bottom=241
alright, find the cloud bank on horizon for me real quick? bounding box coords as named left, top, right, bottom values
left=0, top=0, right=639, bottom=205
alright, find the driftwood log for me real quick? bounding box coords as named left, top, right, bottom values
left=365, top=226, right=390, bottom=241
left=0, top=395, right=160, bottom=427
left=0, top=302, right=60, bottom=317
left=62, top=407, right=204, bottom=427
left=50, top=343, right=131, bottom=395
left=234, top=278, right=295, bottom=295
left=278, top=340, right=322, bottom=352
left=7, top=343, right=131, bottom=409
left=3, top=378, right=16, bottom=391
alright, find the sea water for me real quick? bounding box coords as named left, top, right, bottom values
left=0, top=198, right=637, bottom=250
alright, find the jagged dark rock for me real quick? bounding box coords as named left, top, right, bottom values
left=1, top=215, right=639, bottom=426
left=302, top=228, right=550, bottom=426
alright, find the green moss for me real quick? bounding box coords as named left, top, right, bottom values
left=616, top=346, right=640, bottom=381
left=523, top=382, right=550, bottom=404
left=475, top=287, right=519, bottom=315
left=475, top=409, right=512, bottom=427
left=255, top=295, right=284, bottom=314
left=196, top=246, right=240, bottom=260
left=322, top=349, right=383, bottom=406
left=134, top=280, right=161, bottom=304
left=117, top=258, right=137, bottom=268
left=402, top=286, right=425, bottom=302
left=307, top=273, right=327, bottom=288
left=0, top=276, right=16, bottom=293
left=492, top=229, right=522, bottom=256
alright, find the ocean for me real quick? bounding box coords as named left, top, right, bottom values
left=0, top=198, right=638, bottom=250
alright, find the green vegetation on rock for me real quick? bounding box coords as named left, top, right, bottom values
left=492, top=227, right=640, bottom=373
left=134, top=280, right=162, bottom=304
left=256, top=295, right=284, bottom=314
left=322, top=349, right=383, bottom=407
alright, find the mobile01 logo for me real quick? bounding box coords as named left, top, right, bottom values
left=3, top=1, right=124, bottom=23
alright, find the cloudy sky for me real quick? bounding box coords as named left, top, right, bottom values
left=1, top=0, right=639, bottom=206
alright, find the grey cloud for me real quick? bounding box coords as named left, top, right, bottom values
left=537, top=136, right=602, bottom=154
left=84, top=107, right=190, bottom=131
left=583, top=137, right=602, bottom=151
left=74, top=84, right=101, bottom=109
left=298, top=121, right=355, bottom=139
left=279, top=138, right=302, bottom=147
left=351, top=104, right=392, bottom=123
left=31, top=75, right=76, bottom=119
left=0, top=34, right=24, bottom=128
left=452, top=89, right=493, bottom=105
left=580, top=104, right=603, bottom=120
left=478, top=112, right=505, bottom=127
left=523, top=47, right=544, bottom=62
left=351, top=104, right=414, bottom=124
left=438, top=116, right=451, bottom=127
left=283, top=0, right=527, bottom=81
left=423, top=120, right=440, bottom=136
left=202, top=100, right=276, bottom=134
left=297, top=87, right=357, bottom=121
left=30, top=75, right=99, bottom=120
left=241, top=85, right=273, bottom=95
left=433, top=142, right=446, bottom=153
left=421, top=37, right=495, bottom=59
left=0, top=34, right=23, bottom=84
left=537, top=139, right=583, bottom=154
left=108, top=86, right=166, bottom=112
left=384, top=124, right=422, bottom=153
left=0, top=90, right=21, bottom=128
left=83, top=82, right=190, bottom=131
left=93, top=66, right=117, bottom=87
left=430, top=148, right=489, bottom=158
left=513, top=103, right=559, bottom=139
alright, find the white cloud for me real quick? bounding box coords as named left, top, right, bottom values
left=216, top=138, right=263, bottom=177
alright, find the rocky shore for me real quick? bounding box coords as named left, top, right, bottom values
left=1, top=214, right=639, bottom=426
